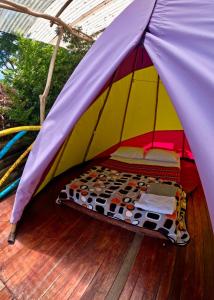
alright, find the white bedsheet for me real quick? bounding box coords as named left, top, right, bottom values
left=135, top=193, right=176, bottom=215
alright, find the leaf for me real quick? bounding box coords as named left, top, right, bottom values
left=0, top=32, right=92, bottom=126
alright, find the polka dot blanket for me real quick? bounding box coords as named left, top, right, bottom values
left=57, top=166, right=189, bottom=245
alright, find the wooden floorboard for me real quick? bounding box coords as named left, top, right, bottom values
left=106, top=234, right=143, bottom=300
left=0, top=167, right=213, bottom=299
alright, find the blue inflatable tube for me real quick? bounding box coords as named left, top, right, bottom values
left=0, top=131, right=27, bottom=160
left=0, top=178, right=20, bottom=199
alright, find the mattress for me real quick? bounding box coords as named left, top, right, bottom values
left=57, top=163, right=189, bottom=245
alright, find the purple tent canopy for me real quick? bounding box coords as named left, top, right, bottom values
left=11, top=0, right=214, bottom=232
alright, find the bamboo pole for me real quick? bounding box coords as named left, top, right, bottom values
left=0, top=0, right=93, bottom=42
left=39, top=28, right=64, bottom=124
left=8, top=223, right=17, bottom=244
left=50, top=0, right=74, bottom=27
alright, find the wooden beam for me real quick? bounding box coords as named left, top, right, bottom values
left=0, top=0, right=93, bottom=42
left=67, top=24, right=93, bottom=42
left=91, top=28, right=105, bottom=38
left=60, top=199, right=167, bottom=240
left=69, top=0, right=113, bottom=27
left=50, top=0, right=74, bottom=27
left=39, top=28, right=64, bottom=124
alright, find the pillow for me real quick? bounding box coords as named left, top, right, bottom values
left=110, top=156, right=180, bottom=168
left=144, top=148, right=179, bottom=163
left=111, top=146, right=144, bottom=160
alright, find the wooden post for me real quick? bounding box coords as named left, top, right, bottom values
left=8, top=223, right=17, bottom=244
left=50, top=0, right=74, bottom=27
left=39, top=28, right=64, bottom=124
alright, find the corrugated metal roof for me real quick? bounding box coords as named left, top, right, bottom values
left=0, top=0, right=133, bottom=44
left=0, top=0, right=55, bottom=35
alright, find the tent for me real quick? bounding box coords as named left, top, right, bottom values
left=11, top=0, right=214, bottom=231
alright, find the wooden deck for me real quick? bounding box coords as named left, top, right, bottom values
left=0, top=174, right=214, bottom=299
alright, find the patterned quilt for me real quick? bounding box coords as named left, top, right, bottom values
left=57, top=165, right=189, bottom=245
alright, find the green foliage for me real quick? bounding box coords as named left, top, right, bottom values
left=0, top=31, right=92, bottom=126
left=3, top=86, right=34, bottom=125
left=0, top=31, right=18, bottom=72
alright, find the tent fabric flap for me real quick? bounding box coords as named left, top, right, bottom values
left=144, top=0, right=214, bottom=230
left=10, top=0, right=214, bottom=232
left=10, top=0, right=157, bottom=224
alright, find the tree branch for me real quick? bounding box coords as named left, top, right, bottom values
left=1, top=54, right=15, bottom=70
left=7, top=58, right=15, bottom=70
left=39, top=29, right=64, bottom=124
left=1, top=70, right=8, bottom=76
left=50, top=0, right=74, bottom=27
left=0, top=56, right=13, bottom=70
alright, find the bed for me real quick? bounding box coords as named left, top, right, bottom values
left=56, top=148, right=190, bottom=246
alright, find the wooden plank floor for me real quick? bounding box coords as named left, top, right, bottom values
left=0, top=178, right=214, bottom=299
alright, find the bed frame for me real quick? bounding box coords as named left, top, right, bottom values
left=54, top=157, right=182, bottom=242
left=59, top=199, right=168, bottom=241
